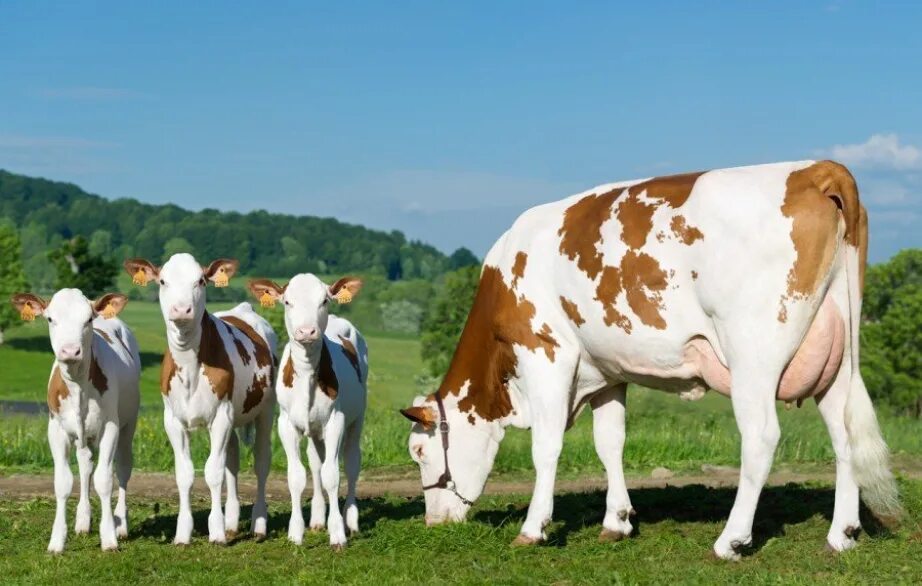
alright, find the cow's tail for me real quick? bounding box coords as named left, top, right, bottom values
left=840, top=199, right=902, bottom=522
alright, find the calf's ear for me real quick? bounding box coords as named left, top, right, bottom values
left=329, top=276, right=363, bottom=304
left=94, top=293, right=129, bottom=319
left=399, top=405, right=438, bottom=430
left=204, top=259, right=239, bottom=288
left=124, top=258, right=160, bottom=286
left=248, top=279, right=284, bottom=308
left=10, top=293, right=47, bottom=321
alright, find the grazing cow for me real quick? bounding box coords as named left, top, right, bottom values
left=124, top=254, right=277, bottom=544
left=248, top=274, right=368, bottom=549
left=11, top=290, right=140, bottom=553
left=401, top=161, right=900, bottom=559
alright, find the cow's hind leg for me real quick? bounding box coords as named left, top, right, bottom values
left=514, top=356, right=577, bottom=545
left=714, top=356, right=784, bottom=560
left=114, top=419, right=136, bottom=538
left=223, top=430, right=240, bottom=539
left=816, top=366, right=861, bottom=551
left=591, top=385, right=634, bottom=542
left=251, top=403, right=273, bottom=541
left=342, top=419, right=363, bottom=535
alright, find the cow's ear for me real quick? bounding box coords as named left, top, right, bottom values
left=248, top=279, right=284, bottom=308
left=204, top=259, right=239, bottom=288
left=124, top=258, right=160, bottom=286
left=10, top=293, right=47, bottom=321
left=93, top=293, right=129, bottom=319
left=329, top=276, right=363, bottom=304
left=399, top=405, right=438, bottom=430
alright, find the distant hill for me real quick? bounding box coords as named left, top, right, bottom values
left=0, top=170, right=475, bottom=283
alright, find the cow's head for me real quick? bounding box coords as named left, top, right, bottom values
left=248, top=274, right=362, bottom=346
left=124, top=254, right=238, bottom=338
left=400, top=395, right=504, bottom=524
left=10, top=289, right=128, bottom=365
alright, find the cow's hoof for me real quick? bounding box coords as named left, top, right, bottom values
left=511, top=534, right=543, bottom=547
left=254, top=532, right=267, bottom=543
left=309, top=524, right=325, bottom=533
left=598, top=529, right=628, bottom=543
left=331, top=543, right=346, bottom=552
left=225, top=530, right=238, bottom=541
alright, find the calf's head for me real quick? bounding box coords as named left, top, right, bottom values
left=124, top=254, right=238, bottom=336
left=401, top=395, right=504, bottom=524
left=10, top=289, right=128, bottom=364
left=248, top=274, right=362, bottom=345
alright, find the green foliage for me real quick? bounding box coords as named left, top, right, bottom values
left=449, top=246, right=480, bottom=269
left=162, top=236, right=195, bottom=262
left=0, top=221, right=29, bottom=339
left=47, top=236, right=118, bottom=298
left=0, top=169, right=453, bottom=281
left=379, top=300, right=424, bottom=334
left=420, top=265, right=480, bottom=377
left=861, top=249, right=922, bottom=417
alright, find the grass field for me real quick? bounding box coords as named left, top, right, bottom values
left=0, top=481, right=920, bottom=584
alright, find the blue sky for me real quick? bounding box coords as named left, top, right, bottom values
left=1, top=1, right=920, bottom=262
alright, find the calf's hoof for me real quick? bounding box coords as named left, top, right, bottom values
left=309, top=524, right=326, bottom=533
left=331, top=543, right=346, bottom=552
left=598, top=529, right=628, bottom=543
left=511, top=534, right=543, bottom=547
left=225, top=530, right=238, bottom=541
left=254, top=532, right=267, bottom=543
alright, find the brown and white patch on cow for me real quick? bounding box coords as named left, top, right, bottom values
left=244, top=372, right=270, bottom=413
left=511, top=252, right=528, bottom=289
left=219, top=315, right=272, bottom=368
left=338, top=335, right=363, bottom=380
left=435, top=265, right=558, bottom=422
left=93, top=328, right=114, bottom=345
left=282, top=355, right=295, bottom=388
left=558, top=171, right=705, bottom=333
left=89, top=356, right=108, bottom=393
left=777, top=161, right=857, bottom=322
left=160, top=349, right=179, bottom=395
left=559, top=296, right=586, bottom=327
left=47, top=367, right=69, bottom=414
left=318, top=341, right=339, bottom=400
left=199, top=314, right=234, bottom=400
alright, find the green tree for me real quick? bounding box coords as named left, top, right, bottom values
left=0, top=222, right=29, bottom=343
left=48, top=236, right=118, bottom=298
left=860, top=249, right=922, bottom=417
left=449, top=247, right=480, bottom=270
left=420, top=266, right=480, bottom=377
left=88, top=229, right=113, bottom=258
left=162, top=236, right=195, bottom=262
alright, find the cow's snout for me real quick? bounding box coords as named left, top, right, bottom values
left=294, top=326, right=319, bottom=343
left=57, top=344, right=82, bottom=362
left=169, top=304, right=194, bottom=321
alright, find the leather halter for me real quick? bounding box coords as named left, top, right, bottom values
left=421, top=393, right=474, bottom=506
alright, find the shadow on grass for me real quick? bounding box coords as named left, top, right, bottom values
left=474, top=483, right=891, bottom=552
left=6, top=337, right=162, bottom=368
left=133, top=496, right=426, bottom=544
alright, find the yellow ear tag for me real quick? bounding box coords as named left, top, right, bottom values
left=20, top=304, right=36, bottom=321
left=214, top=270, right=229, bottom=288
left=132, top=269, right=149, bottom=286
left=259, top=292, right=276, bottom=308
left=334, top=288, right=353, bottom=304
left=101, top=303, right=118, bottom=319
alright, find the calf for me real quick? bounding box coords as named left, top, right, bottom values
left=248, top=274, right=368, bottom=549
left=11, top=289, right=140, bottom=552
left=124, top=254, right=277, bottom=544
left=401, top=161, right=900, bottom=559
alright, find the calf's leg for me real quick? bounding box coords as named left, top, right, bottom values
left=114, top=419, right=136, bottom=538
left=223, top=430, right=240, bottom=538
left=74, top=444, right=93, bottom=534
left=205, top=405, right=234, bottom=544
left=94, top=420, right=120, bottom=551
left=591, top=385, right=634, bottom=541
left=322, top=411, right=348, bottom=549
left=164, top=407, right=195, bottom=545
left=47, top=420, right=73, bottom=553
left=278, top=410, right=307, bottom=544
left=306, top=436, right=327, bottom=532
left=343, top=420, right=363, bottom=534
left=251, top=402, right=273, bottom=540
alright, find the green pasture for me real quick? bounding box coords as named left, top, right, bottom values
left=2, top=301, right=921, bottom=478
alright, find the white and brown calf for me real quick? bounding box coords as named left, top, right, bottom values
left=11, top=289, right=140, bottom=553
left=249, top=274, right=368, bottom=549
left=124, top=254, right=277, bottom=544
left=401, top=161, right=900, bottom=559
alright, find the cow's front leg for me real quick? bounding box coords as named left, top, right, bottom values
left=74, top=444, right=93, bottom=535
left=164, top=407, right=194, bottom=545
left=591, top=385, right=634, bottom=542
left=514, top=387, right=569, bottom=545
left=205, top=404, right=234, bottom=544
left=94, top=420, right=120, bottom=551
left=321, top=411, right=348, bottom=549
left=714, top=368, right=781, bottom=560
left=47, top=420, right=73, bottom=554
left=278, top=410, right=307, bottom=544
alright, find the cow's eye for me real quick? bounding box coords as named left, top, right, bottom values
left=46, top=317, right=53, bottom=324
left=159, top=278, right=165, bottom=286
left=87, top=317, right=93, bottom=325
left=199, top=278, right=206, bottom=287
left=322, top=298, right=329, bottom=306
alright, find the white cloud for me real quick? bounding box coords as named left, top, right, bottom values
left=827, top=133, right=922, bottom=170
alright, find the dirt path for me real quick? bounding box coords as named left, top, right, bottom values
left=5, top=465, right=919, bottom=501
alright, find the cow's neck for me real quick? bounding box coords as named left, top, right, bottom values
left=287, top=338, right=323, bottom=376
left=56, top=353, right=91, bottom=388
left=166, top=311, right=206, bottom=369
